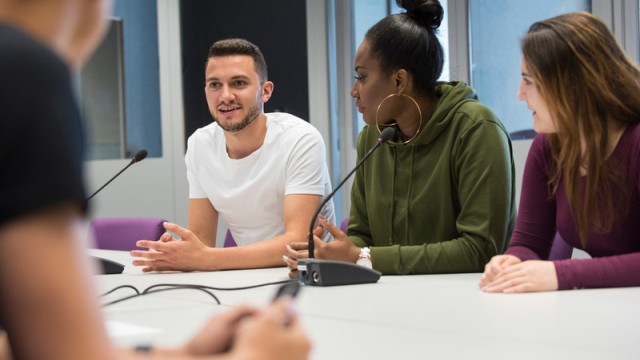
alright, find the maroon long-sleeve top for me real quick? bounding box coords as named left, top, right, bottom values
left=506, top=124, right=640, bottom=289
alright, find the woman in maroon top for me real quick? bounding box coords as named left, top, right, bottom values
left=480, top=12, right=640, bottom=292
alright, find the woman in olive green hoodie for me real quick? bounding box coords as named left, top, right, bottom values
left=285, top=0, right=516, bottom=275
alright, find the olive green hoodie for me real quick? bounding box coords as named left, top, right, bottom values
left=348, top=81, right=516, bottom=274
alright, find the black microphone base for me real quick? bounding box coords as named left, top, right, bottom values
left=91, top=255, right=125, bottom=275
left=298, top=259, right=381, bottom=286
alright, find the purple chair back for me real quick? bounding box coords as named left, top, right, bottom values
left=224, top=230, right=238, bottom=247
left=340, top=217, right=349, bottom=232
left=90, top=217, right=166, bottom=251
left=549, top=232, right=573, bottom=260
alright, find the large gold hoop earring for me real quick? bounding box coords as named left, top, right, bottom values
left=375, top=93, right=423, bottom=145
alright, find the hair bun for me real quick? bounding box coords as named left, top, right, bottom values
left=397, top=0, right=444, bottom=30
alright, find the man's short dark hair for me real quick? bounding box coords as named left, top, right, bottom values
left=207, top=38, right=268, bottom=82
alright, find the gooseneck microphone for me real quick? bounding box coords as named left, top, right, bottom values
left=86, top=149, right=148, bottom=202
left=299, top=127, right=396, bottom=286
left=86, top=148, right=147, bottom=275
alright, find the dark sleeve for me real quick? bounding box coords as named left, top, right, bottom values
left=554, top=254, right=640, bottom=289
left=505, top=135, right=557, bottom=260
left=0, top=42, right=86, bottom=226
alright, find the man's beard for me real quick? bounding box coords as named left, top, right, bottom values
left=212, top=104, right=261, bottom=133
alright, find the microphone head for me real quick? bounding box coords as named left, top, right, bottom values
left=378, top=127, right=396, bottom=144
left=132, top=148, right=148, bottom=163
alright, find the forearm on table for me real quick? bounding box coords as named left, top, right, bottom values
left=206, top=234, right=301, bottom=270
left=371, top=235, right=498, bottom=275
left=554, top=253, right=640, bottom=289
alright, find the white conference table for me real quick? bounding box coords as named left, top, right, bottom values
left=92, top=249, right=640, bottom=360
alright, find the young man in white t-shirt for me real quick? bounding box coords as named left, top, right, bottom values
left=132, top=38, right=334, bottom=271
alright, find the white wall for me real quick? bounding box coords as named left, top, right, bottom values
left=85, top=1, right=188, bottom=227
left=512, top=139, right=532, bottom=208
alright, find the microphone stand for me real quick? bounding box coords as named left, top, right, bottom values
left=298, top=128, right=395, bottom=286
left=86, top=149, right=148, bottom=274
left=86, top=149, right=148, bottom=202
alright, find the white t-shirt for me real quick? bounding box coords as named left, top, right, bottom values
left=186, top=112, right=335, bottom=246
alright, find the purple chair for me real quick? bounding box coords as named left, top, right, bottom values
left=90, top=217, right=166, bottom=251
left=340, top=217, right=349, bottom=232
left=224, top=229, right=238, bottom=247
left=549, top=232, right=573, bottom=260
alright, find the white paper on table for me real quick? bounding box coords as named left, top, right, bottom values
left=106, top=320, right=162, bottom=338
